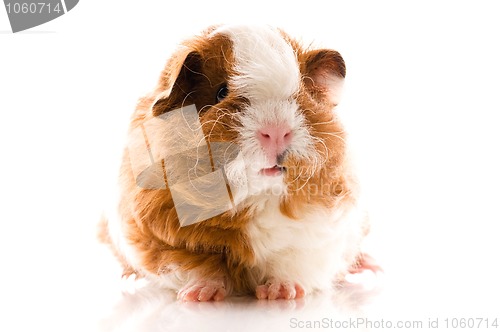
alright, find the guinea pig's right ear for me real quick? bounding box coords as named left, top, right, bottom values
left=301, top=49, right=346, bottom=107
left=152, top=49, right=202, bottom=116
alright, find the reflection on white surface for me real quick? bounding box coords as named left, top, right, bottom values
left=98, top=272, right=382, bottom=332
left=93, top=231, right=500, bottom=332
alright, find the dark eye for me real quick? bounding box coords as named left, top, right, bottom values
left=216, top=85, right=229, bottom=103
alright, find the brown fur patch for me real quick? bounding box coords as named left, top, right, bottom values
left=279, top=42, right=353, bottom=219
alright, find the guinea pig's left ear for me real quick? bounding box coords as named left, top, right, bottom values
left=301, top=49, right=346, bottom=106
left=152, top=49, right=202, bottom=116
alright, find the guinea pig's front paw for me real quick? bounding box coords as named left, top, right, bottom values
left=177, top=278, right=227, bottom=302
left=255, top=279, right=305, bottom=300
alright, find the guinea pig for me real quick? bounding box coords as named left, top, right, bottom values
left=99, top=25, right=377, bottom=301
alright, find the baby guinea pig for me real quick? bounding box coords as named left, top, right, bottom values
left=99, top=25, right=377, bottom=301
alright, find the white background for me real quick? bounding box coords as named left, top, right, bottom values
left=1, top=1, right=500, bottom=331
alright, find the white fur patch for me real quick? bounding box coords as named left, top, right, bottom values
left=214, top=25, right=300, bottom=100
left=245, top=197, right=364, bottom=293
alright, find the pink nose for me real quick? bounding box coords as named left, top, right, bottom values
left=257, top=125, right=293, bottom=163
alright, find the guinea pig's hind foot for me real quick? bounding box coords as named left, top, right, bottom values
left=348, top=253, right=383, bottom=274
left=255, top=279, right=305, bottom=300
left=177, top=278, right=227, bottom=302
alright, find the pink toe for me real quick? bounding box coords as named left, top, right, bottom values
left=268, top=283, right=281, bottom=300
left=281, top=282, right=296, bottom=299
left=295, top=284, right=305, bottom=298
left=197, top=287, right=216, bottom=301
left=256, top=285, right=268, bottom=299
left=213, top=288, right=226, bottom=301
left=187, top=291, right=203, bottom=301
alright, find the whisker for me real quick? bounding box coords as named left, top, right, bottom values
left=309, top=119, right=338, bottom=126
left=313, top=131, right=346, bottom=145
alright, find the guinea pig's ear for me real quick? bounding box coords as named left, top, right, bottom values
left=152, top=50, right=202, bottom=116
left=301, top=49, right=346, bottom=106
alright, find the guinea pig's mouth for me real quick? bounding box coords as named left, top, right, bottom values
left=259, top=165, right=286, bottom=176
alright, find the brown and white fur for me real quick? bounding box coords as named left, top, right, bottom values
left=99, top=25, right=375, bottom=302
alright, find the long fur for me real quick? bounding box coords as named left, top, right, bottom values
left=100, top=25, right=369, bottom=300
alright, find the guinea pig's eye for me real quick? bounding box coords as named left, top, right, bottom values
left=216, top=85, right=229, bottom=103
